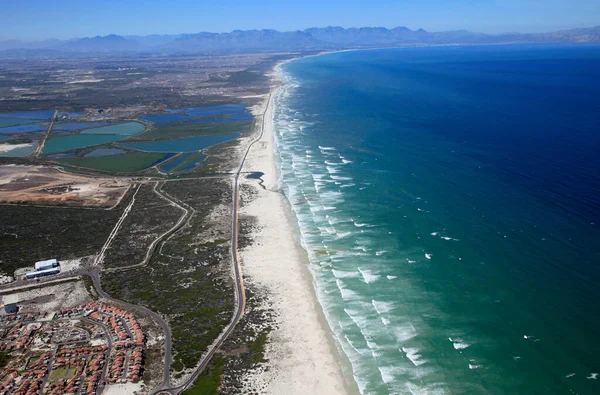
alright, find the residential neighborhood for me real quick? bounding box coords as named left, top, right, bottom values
left=0, top=302, right=146, bottom=394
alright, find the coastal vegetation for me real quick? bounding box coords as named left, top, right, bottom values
left=57, top=151, right=169, bottom=172
left=101, top=179, right=236, bottom=376
left=0, top=50, right=282, bottom=394
left=0, top=187, right=135, bottom=275
left=134, top=120, right=251, bottom=140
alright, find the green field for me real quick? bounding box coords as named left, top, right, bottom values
left=136, top=120, right=251, bottom=140
left=49, top=366, right=76, bottom=380
left=58, top=151, right=169, bottom=172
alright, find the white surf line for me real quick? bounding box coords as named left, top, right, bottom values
left=94, top=184, right=142, bottom=266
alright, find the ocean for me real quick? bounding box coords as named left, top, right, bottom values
left=272, top=45, right=600, bottom=394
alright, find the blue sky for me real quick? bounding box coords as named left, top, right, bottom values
left=2, top=0, right=599, bottom=40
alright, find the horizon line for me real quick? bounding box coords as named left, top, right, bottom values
left=2, top=24, right=599, bottom=43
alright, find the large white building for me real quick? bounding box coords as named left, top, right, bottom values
left=34, top=259, right=58, bottom=271
left=25, top=267, right=60, bottom=279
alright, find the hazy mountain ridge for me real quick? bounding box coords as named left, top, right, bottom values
left=1, top=26, right=599, bottom=57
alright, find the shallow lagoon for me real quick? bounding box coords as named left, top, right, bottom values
left=42, top=134, right=125, bottom=154
left=141, top=104, right=251, bottom=124
left=80, top=122, right=145, bottom=135
left=159, top=153, right=206, bottom=172
left=0, top=123, right=48, bottom=134
left=0, top=110, right=54, bottom=120
left=0, top=144, right=34, bottom=157
left=0, top=118, right=39, bottom=128
left=57, top=112, right=82, bottom=118
left=118, top=133, right=239, bottom=152
left=85, top=148, right=126, bottom=157
left=48, top=152, right=76, bottom=159
left=53, top=122, right=111, bottom=131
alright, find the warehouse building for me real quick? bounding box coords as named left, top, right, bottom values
left=34, top=259, right=59, bottom=271
left=25, top=267, right=60, bottom=280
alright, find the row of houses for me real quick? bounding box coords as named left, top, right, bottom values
left=0, top=301, right=147, bottom=393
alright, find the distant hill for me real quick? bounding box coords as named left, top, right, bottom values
left=168, top=29, right=325, bottom=51
left=1, top=26, right=599, bottom=58
left=60, top=34, right=142, bottom=53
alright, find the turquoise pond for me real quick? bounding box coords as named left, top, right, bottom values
left=0, top=110, right=54, bottom=119
left=0, top=118, right=39, bottom=128
left=80, top=122, right=145, bottom=135
left=0, top=124, right=48, bottom=134
left=159, top=153, right=206, bottom=172
left=0, top=136, right=9, bottom=142
left=84, top=148, right=126, bottom=157
left=53, top=122, right=111, bottom=131
left=57, top=112, right=82, bottom=118
left=0, top=144, right=34, bottom=157
left=42, top=135, right=126, bottom=154
left=118, top=133, right=239, bottom=152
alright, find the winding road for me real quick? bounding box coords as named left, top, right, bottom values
left=155, top=92, right=272, bottom=394
left=1, top=92, right=273, bottom=395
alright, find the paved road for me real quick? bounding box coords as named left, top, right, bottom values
left=103, top=182, right=191, bottom=274
left=34, top=109, right=57, bottom=157
left=88, top=269, right=173, bottom=391
left=1, top=93, right=272, bottom=394
left=155, top=93, right=272, bottom=394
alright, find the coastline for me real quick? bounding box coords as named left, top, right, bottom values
left=237, top=61, right=357, bottom=394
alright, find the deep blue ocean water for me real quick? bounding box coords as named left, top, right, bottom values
left=274, top=45, right=600, bottom=394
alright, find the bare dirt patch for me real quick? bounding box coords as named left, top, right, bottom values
left=0, top=164, right=129, bottom=207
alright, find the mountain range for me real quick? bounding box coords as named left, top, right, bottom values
left=1, top=26, right=599, bottom=57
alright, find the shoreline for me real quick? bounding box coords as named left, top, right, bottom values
left=237, top=61, right=358, bottom=394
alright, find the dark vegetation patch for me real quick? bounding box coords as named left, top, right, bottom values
left=103, top=182, right=185, bottom=269
left=185, top=188, right=275, bottom=394
left=57, top=151, right=168, bottom=172
left=0, top=186, right=135, bottom=275
left=133, top=120, right=252, bottom=141
left=101, top=179, right=235, bottom=374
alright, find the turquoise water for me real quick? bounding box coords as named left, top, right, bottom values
left=176, top=156, right=206, bottom=172
left=57, top=112, right=82, bottom=118
left=0, top=136, right=9, bottom=142
left=0, top=144, right=34, bottom=157
left=118, top=133, right=239, bottom=152
left=0, top=118, right=38, bottom=127
left=53, top=122, right=111, bottom=131
left=159, top=153, right=206, bottom=172
left=84, top=148, right=126, bottom=157
left=79, top=122, right=145, bottom=135
left=275, top=46, right=600, bottom=394
left=42, top=135, right=125, bottom=154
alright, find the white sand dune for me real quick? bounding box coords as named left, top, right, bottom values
left=237, top=67, right=351, bottom=394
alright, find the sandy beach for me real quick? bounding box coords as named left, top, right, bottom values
left=237, top=66, right=353, bottom=394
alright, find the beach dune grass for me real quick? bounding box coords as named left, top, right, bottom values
left=57, top=151, right=169, bottom=172
left=182, top=357, right=225, bottom=395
